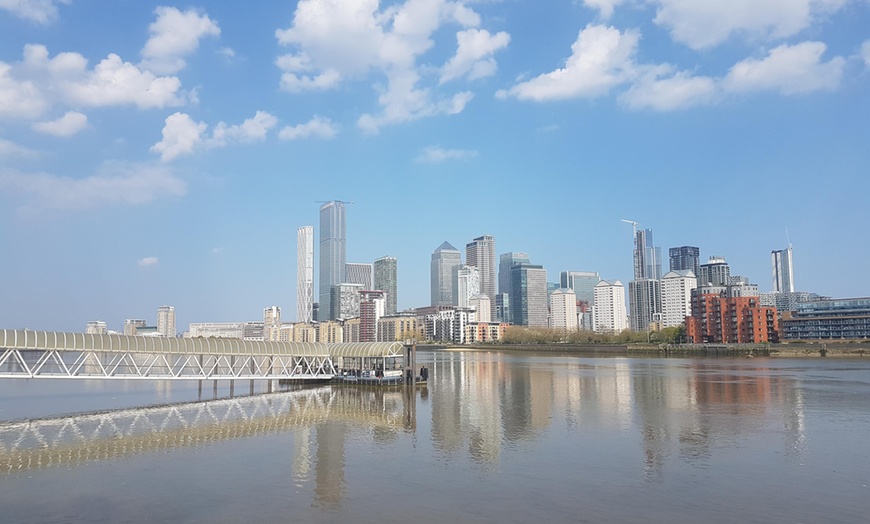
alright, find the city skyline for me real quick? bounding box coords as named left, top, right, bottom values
left=1, top=2, right=868, bottom=331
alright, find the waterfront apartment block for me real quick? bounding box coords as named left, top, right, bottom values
left=359, top=290, right=386, bottom=342
left=157, top=305, right=176, bottom=337
left=264, top=306, right=281, bottom=342
left=292, top=323, right=317, bottom=342
left=377, top=315, right=417, bottom=342
left=661, top=270, right=697, bottom=328
left=772, top=246, right=795, bottom=293
left=686, top=293, right=779, bottom=344
left=318, top=320, right=344, bottom=344
left=550, top=288, right=578, bottom=331
left=593, top=280, right=626, bottom=333
left=469, top=295, right=491, bottom=323
left=124, top=319, right=147, bottom=336
left=464, top=322, right=508, bottom=343
left=781, top=297, right=870, bottom=339
left=85, top=320, right=107, bottom=335
left=373, top=256, right=398, bottom=316
left=629, top=279, right=661, bottom=332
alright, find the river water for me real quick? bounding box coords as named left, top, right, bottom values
left=2, top=350, right=870, bottom=523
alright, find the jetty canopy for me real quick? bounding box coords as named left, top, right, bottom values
left=0, top=330, right=405, bottom=358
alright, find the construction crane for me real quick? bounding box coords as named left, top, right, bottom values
left=621, top=219, right=639, bottom=237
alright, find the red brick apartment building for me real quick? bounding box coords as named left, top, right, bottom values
left=686, top=292, right=779, bottom=344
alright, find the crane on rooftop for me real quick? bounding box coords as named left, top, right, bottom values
left=621, top=219, right=639, bottom=238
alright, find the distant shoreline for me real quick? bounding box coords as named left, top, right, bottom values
left=424, top=343, right=870, bottom=358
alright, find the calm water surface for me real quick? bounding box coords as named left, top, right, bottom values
left=2, top=351, right=870, bottom=523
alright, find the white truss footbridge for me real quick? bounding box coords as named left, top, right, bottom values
left=0, top=330, right=406, bottom=381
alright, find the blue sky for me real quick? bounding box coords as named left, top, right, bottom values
left=1, top=0, right=868, bottom=332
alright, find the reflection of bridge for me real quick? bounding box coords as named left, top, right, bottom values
left=0, top=330, right=409, bottom=381
left=0, top=386, right=411, bottom=473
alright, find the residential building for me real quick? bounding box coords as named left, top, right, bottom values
left=509, top=263, right=548, bottom=327
left=297, top=225, right=314, bottom=323
left=343, top=317, right=360, bottom=342
left=377, top=315, right=417, bottom=342
left=430, top=241, right=461, bottom=306
left=781, top=297, right=870, bottom=339
left=465, top=322, right=508, bottom=344
left=551, top=289, right=578, bottom=331
left=124, top=319, right=147, bottom=336
left=499, top=252, right=530, bottom=295
left=85, top=321, right=107, bottom=335
left=345, top=262, right=373, bottom=289
left=560, top=270, right=600, bottom=306
left=469, top=295, right=491, bottom=323
left=318, top=321, right=344, bottom=344
left=292, top=323, right=317, bottom=343
left=593, top=280, right=626, bottom=333
left=187, top=322, right=244, bottom=339
left=698, top=256, right=730, bottom=286
left=660, top=270, right=697, bottom=328
left=319, top=201, right=346, bottom=320
left=430, top=307, right=476, bottom=344
left=669, top=246, right=700, bottom=277
left=466, top=235, right=497, bottom=318
left=759, top=291, right=821, bottom=314
left=772, top=245, right=795, bottom=293
left=279, top=323, right=294, bottom=342
left=456, top=265, right=480, bottom=308
left=629, top=279, right=661, bottom=332
left=264, top=306, right=281, bottom=342
left=374, top=256, right=398, bottom=316
left=686, top=292, right=779, bottom=344
left=331, top=283, right=363, bottom=321
left=157, top=305, right=175, bottom=337
left=359, top=290, right=386, bottom=342
left=242, top=321, right=264, bottom=341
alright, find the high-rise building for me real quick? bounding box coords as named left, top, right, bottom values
left=698, top=256, right=730, bottom=287
left=772, top=246, right=795, bottom=293
left=467, top=235, right=496, bottom=318
left=374, top=256, right=398, bottom=316
left=551, top=289, right=578, bottom=331
left=331, top=283, right=363, bottom=321
left=359, top=290, right=386, bottom=342
left=469, top=295, right=491, bottom=323
left=456, top=265, right=480, bottom=308
left=634, top=228, right=662, bottom=280
left=345, top=263, right=373, bottom=289
left=669, top=246, right=700, bottom=277
left=660, top=270, right=697, bottom=328
left=297, top=225, right=314, bottom=323
left=319, top=201, right=346, bottom=321
left=495, top=293, right=510, bottom=323
left=430, top=241, right=461, bottom=306
left=628, top=279, right=661, bottom=332
left=124, top=319, right=147, bottom=336
left=509, top=264, right=548, bottom=327
left=686, top=292, right=779, bottom=343
left=499, top=252, right=530, bottom=295
left=559, top=270, right=600, bottom=306
left=85, top=321, right=107, bottom=335
left=157, top=306, right=175, bottom=337
left=264, top=306, right=281, bottom=342
left=593, top=280, right=626, bottom=333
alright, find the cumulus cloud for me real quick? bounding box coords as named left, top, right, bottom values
left=137, top=257, right=159, bottom=267
left=0, top=0, right=69, bottom=24
left=151, top=110, right=278, bottom=161
left=723, top=41, right=844, bottom=94
left=275, top=0, right=508, bottom=132
left=32, top=111, right=88, bottom=136
left=140, top=7, right=221, bottom=74
left=649, top=0, right=852, bottom=50
left=620, top=67, right=718, bottom=110
left=415, top=145, right=478, bottom=163
left=0, top=161, right=187, bottom=212
left=279, top=116, right=338, bottom=140
left=498, top=24, right=639, bottom=101
left=862, top=40, right=870, bottom=68
left=0, top=62, right=48, bottom=119
left=0, top=137, right=39, bottom=159
left=583, top=0, right=625, bottom=19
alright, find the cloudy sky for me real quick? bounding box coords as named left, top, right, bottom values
left=1, top=0, right=868, bottom=332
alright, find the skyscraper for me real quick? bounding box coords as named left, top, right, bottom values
left=559, top=270, right=600, bottom=306
left=157, top=305, right=175, bottom=337
left=297, top=225, right=314, bottom=323
left=467, top=235, right=496, bottom=317
left=698, top=256, right=730, bottom=287
left=345, top=263, right=373, bottom=289
left=456, top=265, right=481, bottom=308
left=510, top=263, right=548, bottom=327
left=373, top=256, right=397, bottom=316
left=634, top=228, right=662, bottom=280
left=669, top=246, right=700, bottom=276
left=628, top=279, right=661, bottom=332
left=498, top=252, right=529, bottom=295
left=319, top=201, right=346, bottom=321
left=772, top=246, right=794, bottom=293
left=264, top=305, right=281, bottom=341
left=430, top=241, right=461, bottom=306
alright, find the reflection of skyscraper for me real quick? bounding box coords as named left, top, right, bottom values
left=772, top=246, right=794, bottom=293
left=431, top=241, right=461, bottom=306
left=314, top=422, right=346, bottom=507
left=374, top=256, right=398, bottom=315
left=297, top=225, right=314, bottom=323
left=319, top=201, right=346, bottom=320
left=467, top=235, right=496, bottom=317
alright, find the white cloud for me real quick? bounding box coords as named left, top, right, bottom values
left=862, top=40, right=870, bottom=68
left=620, top=67, right=718, bottom=110
left=279, top=116, right=338, bottom=140
left=0, top=62, right=48, bottom=119
left=649, top=0, right=851, bottom=50
left=32, top=111, right=88, bottom=136
left=723, top=41, right=844, bottom=94
left=140, top=7, right=221, bottom=74
left=152, top=111, right=278, bottom=161
left=0, top=137, right=39, bottom=159
left=441, top=29, right=510, bottom=84
left=0, top=0, right=69, bottom=24
left=584, top=0, right=625, bottom=20
left=0, top=161, right=187, bottom=212
left=276, top=0, right=507, bottom=132
left=499, top=24, right=639, bottom=101
left=137, top=257, right=159, bottom=267
left=416, top=145, right=478, bottom=163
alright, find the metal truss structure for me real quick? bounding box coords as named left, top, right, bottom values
left=1, top=387, right=409, bottom=473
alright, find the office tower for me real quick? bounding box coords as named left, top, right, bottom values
left=499, top=252, right=530, bottom=294
left=509, top=263, right=548, bottom=327
left=85, top=321, right=107, bottom=335
left=345, top=262, right=373, bottom=289
left=772, top=246, right=795, bottom=293
left=551, top=289, right=578, bottom=331
left=359, top=290, right=386, bottom=342
left=467, top=235, right=497, bottom=317
left=495, top=293, right=510, bottom=323
left=660, top=270, right=697, bottom=328
left=669, top=246, right=700, bottom=276
left=629, top=279, right=661, bottom=331
left=456, top=265, right=480, bottom=308
left=431, top=241, right=461, bottom=306
left=331, top=283, right=363, bottom=321
left=593, top=280, right=626, bottom=333
left=157, top=306, right=175, bottom=337
left=319, top=201, right=346, bottom=321
left=469, top=295, right=491, bottom=322
left=634, top=228, right=662, bottom=280
left=297, top=225, right=314, bottom=323
left=560, top=270, right=600, bottom=306
left=264, top=305, right=281, bottom=341
left=374, top=256, right=398, bottom=316
left=698, top=256, right=730, bottom=286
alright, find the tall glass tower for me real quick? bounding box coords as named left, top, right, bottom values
left=430, top=241, right=461, bottom=306
left=771, top=246, right=794, bottom=293
left=319, top=201, right=346, bottom=321
left=297, top=225, right=314, bottom=323
left=466, top=235, right=496, bottom=318
left=374, top=256, right=398, bottom=315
